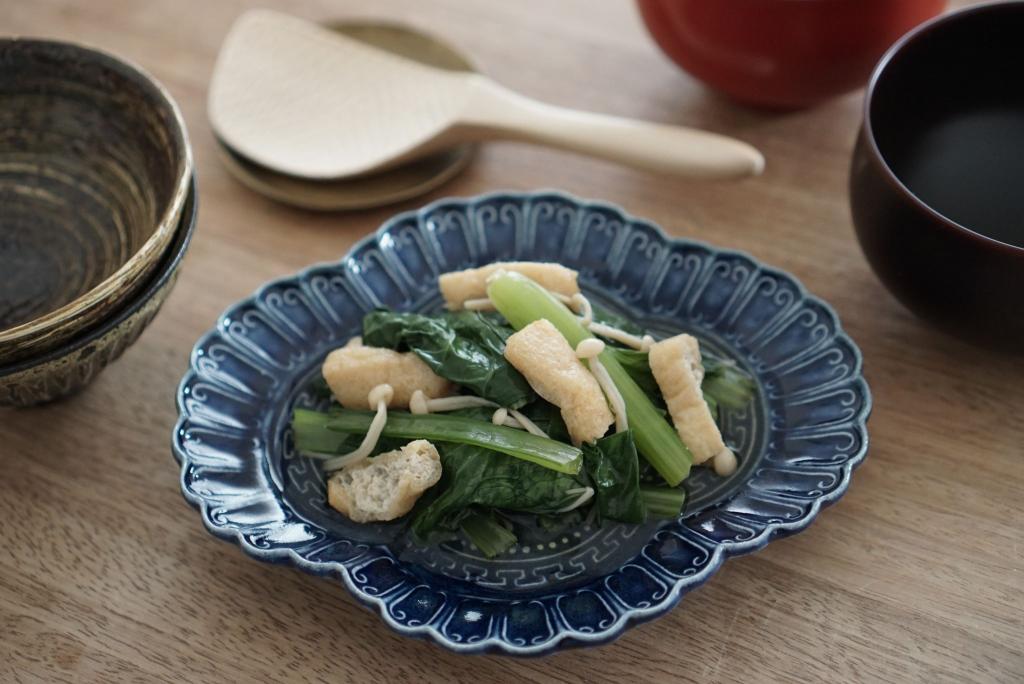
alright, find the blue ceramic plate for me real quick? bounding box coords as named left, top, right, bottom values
left=173, top=191, right=870, bottom=655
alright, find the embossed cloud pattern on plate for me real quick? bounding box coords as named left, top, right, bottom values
left=173, top=191, right=870, bottom=655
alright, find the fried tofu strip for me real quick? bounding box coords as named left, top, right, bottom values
left=503, top=319, right=612, bottom=445
left=439, top=262, right=579, bottom=310
left=648, top=334, right=729, bottom=465
left=327, top=440, right=442, bottom=522
left=322, top=338, right=454, bottom=409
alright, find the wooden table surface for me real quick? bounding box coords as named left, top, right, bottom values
left=2, top=0, right=1021, bottom=681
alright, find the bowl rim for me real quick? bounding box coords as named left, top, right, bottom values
left=861, top=0, right=1024, bottom=255
left=0, top=177, right=196, bottom=378
left=0, top=38, right=195, bottom=348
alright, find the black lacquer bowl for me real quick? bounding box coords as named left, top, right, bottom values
left=850, top=2, right=1024, bottom=351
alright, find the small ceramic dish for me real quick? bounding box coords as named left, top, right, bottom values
left=173, top=191, right=870, bottom=654
left=0, top=178, right=196, bottom=408
left=0, top=39, right=193, bottom=363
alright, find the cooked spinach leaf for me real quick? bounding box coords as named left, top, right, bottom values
left=581, top=431, right=645, bottom=523
left=307, top=377, right=333, bottom=400
left=702, top=357, right=756, bottom=410
left=410, top=443, right=584, bottom=539
left=362, top=309, right=533, bottom=408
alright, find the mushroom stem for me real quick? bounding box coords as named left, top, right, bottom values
left=587, top=321, right=649, bottom=350
left=425, top=395, right=498, bottom=411
left=712, top=448, right=738, bottom=476
left=555, top=486, right=595, bottom=513
left=462, top=297, right=496, bottom=311
left=507, top=408, right=550, bottom=438
left=571, top=293, right=593, bottom=326
left=323, top=384, right=394, bottom=471
left=575, top=339, right=628, bottom=433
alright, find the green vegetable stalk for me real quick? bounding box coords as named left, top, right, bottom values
left=460, top=510, right=518, bottom=558
left=292, top=407, right=357, bottom=454
left=302, top=408, right=582, bottom=475
left=487, top=272, right=693, bottom=485
left=702, top=358, right=756, bottom=410
left=639, top=485, right=686, bottom=519
left=607, top=347, right=661, bottom=399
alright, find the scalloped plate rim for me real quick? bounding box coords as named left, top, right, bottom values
left=171, top=188, right=871, bottom=655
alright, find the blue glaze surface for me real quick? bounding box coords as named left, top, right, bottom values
left=172, top=191, right=870, bottom=655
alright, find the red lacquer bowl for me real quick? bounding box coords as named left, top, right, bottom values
left=637, top=0, right=946, bottom=108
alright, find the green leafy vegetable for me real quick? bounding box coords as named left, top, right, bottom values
left=581, top=431, right=645, bottom=523
left=702, top=357, right=756, bottom=410
left=459, top=509, right=518, bottom=558
left=308, top=377, right=334, bottom=401
left=704, top=391, right=719, bottom=422
left=411, top=443, right=584, bottom=539
left=362, top=309, right=533, bottom=408
left=318, top=408, right=583, bottom=474
left=639, top=485, right=686, bottom=519
left=608, top=347, right=660, bottom=398
left=487, top=271, right=693, bottom=485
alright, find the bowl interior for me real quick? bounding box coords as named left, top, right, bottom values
left=868, top=3, right=1024, bottom=249
left=0, top=40, right=188, bottom=331
left=0, top=177, right=196, bottom=379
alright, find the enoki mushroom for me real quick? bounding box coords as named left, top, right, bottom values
left=322, top=383, right=394, bottom=471
left=555, top=486, right=595, bottom=513
left=575, top=338, right=627, bottom=433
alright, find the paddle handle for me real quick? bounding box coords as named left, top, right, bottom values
left=459, top=77, right=764, bottom=180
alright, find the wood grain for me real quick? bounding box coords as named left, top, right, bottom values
left=1, top=0, right=1021, bottom=682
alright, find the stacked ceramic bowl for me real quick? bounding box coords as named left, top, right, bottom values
left=0, top=39, right=195, bottom=407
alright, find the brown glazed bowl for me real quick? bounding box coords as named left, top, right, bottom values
left=0, top=178, right=196, bottom=408
left=849, top=2, right=1024, bottom=352
left=0, top=39, right=192, bottom=363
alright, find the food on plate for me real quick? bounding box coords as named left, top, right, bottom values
left=504, top=318, right=614, bottom=445
left=327, top=439, right=442, bottom=522
left=649, top=334, right=737, bottom=476
left=322, top=336, right=454, bottom=409
left=438, top=261, right=579, bottom=309
left=292, top=262, right=755, bottom=557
